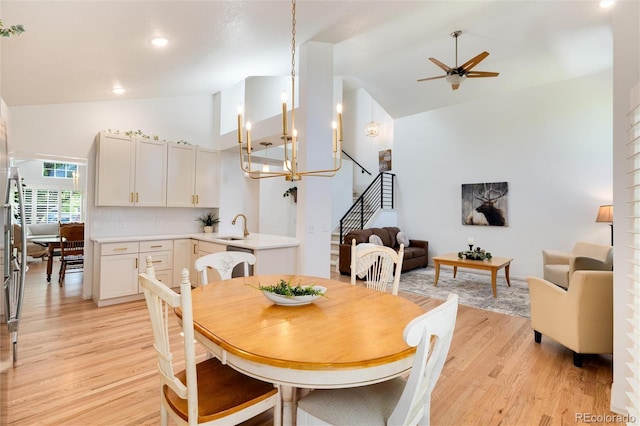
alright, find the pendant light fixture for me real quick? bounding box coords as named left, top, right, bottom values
left=365, top=97, right=380, bottom=138
left=237, top=0, right=343, bottom=181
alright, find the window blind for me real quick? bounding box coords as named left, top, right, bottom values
left=627, top=82, right=640, bottom=424
left=35, top=189, right=59, bottom=223
left=20, top=187, right=83, bottom=224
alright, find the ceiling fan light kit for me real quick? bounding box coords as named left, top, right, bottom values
left=418, top=30, right=499, bottom=90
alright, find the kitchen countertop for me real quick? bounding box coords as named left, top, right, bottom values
left=90, top=232, right=299, bottom=250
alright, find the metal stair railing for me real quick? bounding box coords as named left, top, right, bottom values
left=339, top=172, right=395, bottom=243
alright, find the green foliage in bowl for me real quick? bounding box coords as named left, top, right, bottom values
left=256, top=278, right=325, bottom=298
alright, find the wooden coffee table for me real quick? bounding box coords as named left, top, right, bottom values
left=432, top=253, right=513, bottom=298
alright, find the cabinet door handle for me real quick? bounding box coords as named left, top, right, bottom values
left=195, top=195, right=199, bottom=205
left=152, top=260, right=162, bottom=264
left=130, top=192, right=134, bottom=203
left=193, top=245, right=197, bottom=255
left=135, top=258, right=138, bottom=269
left=150, top=245, right=162, bottom=248
left=191, top=195, right=194, bottom=205
left=135, top=193, right=139, bottom=203
left=113, top=247, right=129, bottom=252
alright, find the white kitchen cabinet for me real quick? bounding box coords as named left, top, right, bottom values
left=172, top=238, right=198, bottom=287
left=98, top=242, right=140, bottom=301
left=95, top=132, right=135, bottom=206
left=135, top=139, right=167, bottom=206
left=166, top=144, right=220, bottom=208
left=95, top=132, right=167, bottom=207
left=194, top=147, right=220, bottom=207
left=138, top=240, right=173, bottom=291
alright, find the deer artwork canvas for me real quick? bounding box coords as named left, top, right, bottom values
left=462, top=182, right=509, bottom=226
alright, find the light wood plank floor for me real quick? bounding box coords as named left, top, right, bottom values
left=1, top=261, right=616, bottom=425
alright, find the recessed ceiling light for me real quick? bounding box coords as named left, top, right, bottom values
left=599, top=0, right=615, bottom=8
left=151, top=37, right=169, bottom=47
left=112, top=87, right=125, bottom=95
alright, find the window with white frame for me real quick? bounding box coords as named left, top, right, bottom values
left=42, top=161, right=78, bottom=178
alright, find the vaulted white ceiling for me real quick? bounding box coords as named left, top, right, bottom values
left=0, top=1, right=614, bottom=119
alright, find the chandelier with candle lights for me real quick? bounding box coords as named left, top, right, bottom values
left=237, top=0, right=343, bottom=181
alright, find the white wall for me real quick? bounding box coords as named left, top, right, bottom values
left=393, top=71, right=612, bottom=279
left=259, top=174, right=297, bottom=237
left=12, top=158, right=86, bottom=191
left=9, top=95, right=216, bottom=158
left=343, top=88, right=394, bottom=195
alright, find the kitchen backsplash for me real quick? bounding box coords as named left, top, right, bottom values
left=89, top=206, right=218, bottom=238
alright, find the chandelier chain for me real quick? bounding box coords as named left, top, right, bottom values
left=291, top=0, right=296, bottom=79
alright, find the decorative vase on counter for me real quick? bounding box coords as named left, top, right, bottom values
left=204, top=226, right=213, bottom=233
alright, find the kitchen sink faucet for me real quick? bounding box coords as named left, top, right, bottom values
left=232, top=213, right=250, bottom=238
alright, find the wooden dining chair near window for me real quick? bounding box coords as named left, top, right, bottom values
left=58, top=222, right=84, bottom=285
left=296, top=293, right=459, bottom=426
left=351, top=239, right=405, bottom=295
left=194, top=251, right=256, bottom=285
left=138, top=257, right=281, bottom=426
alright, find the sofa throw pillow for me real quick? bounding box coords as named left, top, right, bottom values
left=369, top=234, right=383, bottom=246
left=396, top=231, right=410, bottom=247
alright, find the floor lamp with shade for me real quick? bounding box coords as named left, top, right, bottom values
left=596, top=204, right=613, bottom=246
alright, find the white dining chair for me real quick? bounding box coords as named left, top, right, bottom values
left=139, top=257, right=281, bottom=426
left=351, top=239, right=404, bottom=295
left=194, top=251, right=256, bottom=285
left=296, top=292, right=459, bottom=426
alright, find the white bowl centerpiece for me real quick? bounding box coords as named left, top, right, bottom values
left=257, top=278, right=326, bottom=306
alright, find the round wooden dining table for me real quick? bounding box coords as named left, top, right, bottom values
left=179, top=274, right=424, bottom=426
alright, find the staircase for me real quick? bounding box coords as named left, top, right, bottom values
left=329, top=172, right=396, bottom=270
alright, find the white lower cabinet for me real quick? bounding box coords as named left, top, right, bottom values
left=172, top=239, right=198, bottom=287
left=138, top=239, right=173, bottom=291
left=99, top=242, right=140, bottom=301
left=96, top=239, right=173, bottom=306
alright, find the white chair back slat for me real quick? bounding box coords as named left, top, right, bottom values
left=139, top=266, right=192, bottom=404
left=351, top=239, right=404, bottom=295
left=388, top=293, right=459, bottom=426
left=140, top=258, right=281, bottom=426
left=194, top=251, right=256, bottom=284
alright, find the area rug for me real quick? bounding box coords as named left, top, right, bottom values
left=398, top=267, right=531, bottom=318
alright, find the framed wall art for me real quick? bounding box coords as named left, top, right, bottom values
left=378, top=149, right=391, bottom=172
left=461, top=181, right=509, bottom=226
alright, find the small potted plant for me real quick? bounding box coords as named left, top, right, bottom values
left=196, top=212, right=220, bottom=233
left=283, top=186, right=297, bottom=203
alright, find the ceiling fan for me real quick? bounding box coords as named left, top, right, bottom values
left=418, top=30, right=499, bottom=90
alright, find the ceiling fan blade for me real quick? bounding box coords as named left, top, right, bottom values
left=451, top=83, right=460, bottom=90
left=466, top=71, right=500, bottom=78
left=417, top=75, right=446, bottom=82
left=460, top=51, right=489, bottom=72
left=428, top=57, right=452, bottom=72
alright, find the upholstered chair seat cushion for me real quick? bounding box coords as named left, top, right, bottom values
left=297, top=378, right=406, bottom=425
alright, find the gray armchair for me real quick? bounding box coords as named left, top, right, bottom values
left=542, top=242, right=612, bottom=289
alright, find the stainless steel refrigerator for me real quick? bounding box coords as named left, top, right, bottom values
left=1, top=118, right=27, bottom=364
